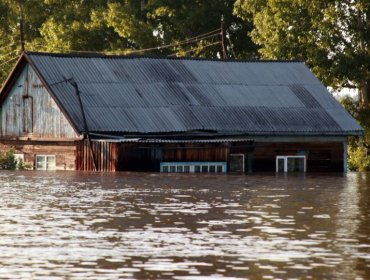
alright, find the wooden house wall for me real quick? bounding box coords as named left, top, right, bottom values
left=76, top=140, right=117, bottom=172
left=117, top=143, right=241, bottom=172
left=115, top=141, right=344, bottom=173
left=253, top=142, right=344, bottom=172
left=0, top=140, right=76, bottom=170
left=0, top=64, right=78, bottom=139
left=7, top=139, right=342, bottom=172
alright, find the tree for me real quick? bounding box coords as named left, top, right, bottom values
left=341, top=96, right=370, bottom=171
left=0, top=0, right=258, bottom=87
left=0, top=0, right=48, bottom=84
left=37, top=0, right=122, bottom=52
left=103, top=0, right=258, bottom=58
left=234, top=0, right=370, bottom=106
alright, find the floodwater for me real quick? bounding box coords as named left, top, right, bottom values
left=0, top=172, right=369, bottom=280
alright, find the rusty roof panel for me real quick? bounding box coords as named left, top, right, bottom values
left=25, top=52, right=363, bottom=136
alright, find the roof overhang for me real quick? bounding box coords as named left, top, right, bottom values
left=92, top=138, right=254, bottom=144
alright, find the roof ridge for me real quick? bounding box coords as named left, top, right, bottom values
left=25, top=51, right=303, bottom=63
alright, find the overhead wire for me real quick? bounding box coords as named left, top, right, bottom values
left=25, top=28, right=222, bottom=56
left=0, top=56, right=19, bottom=68
left=30, top=33, right=219, bottom=55
left=114, top=28, right=222, bottom=54
left=0, top=49, right=19, bottom=60
left=124, top=28, right=221, bottom=54
left=125, top=32, right=220, bottom=55
left=168, top=41, right=221, bottom=57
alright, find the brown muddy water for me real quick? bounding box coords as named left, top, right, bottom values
left=0, top=171, right=369, bottom=280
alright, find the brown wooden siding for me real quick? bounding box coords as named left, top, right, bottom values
left=117, top=143, right=253, bottom=172
left=76, top=140, right=117, bottom=172
left=117, top=141, right=344, bottom=173
left=0, top=140, right=76, bottom=170
left=0, top=139, right=344, bottom=172
left=0, top=64, right=78, bottom=139
left=253, top=142, right=344, bottom=172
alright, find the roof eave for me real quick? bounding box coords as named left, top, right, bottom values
left=87, top=129, right=364, bottom=138
left=0, top=52, right=27, bottom=105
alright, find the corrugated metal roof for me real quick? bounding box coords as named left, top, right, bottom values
left=93, top=138, right=254, bottom=144
left=26, top=52, right=363, bottom=136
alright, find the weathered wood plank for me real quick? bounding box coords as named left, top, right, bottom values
left=1, top=64, right=79, bottom=139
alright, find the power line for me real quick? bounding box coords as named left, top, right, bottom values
left=125, top=32, right=220, bottom=55
left=168, top=41, right=221, bottom=57
left=33, top=32, right=219, bottom=55
left=26, top=28, right=221, bottom=56
left=0, top=49, right=18, bottom=60
left=125, top=28, right=221, bottom=54
left=0, top=56, right=19, bottom=68
left=180, top=28, right=221, bottom=42
left=32, top=32, right=220, bottom=55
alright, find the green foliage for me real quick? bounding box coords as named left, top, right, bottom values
left=0, top=0, right=259, bottom=85
left=340, top=97, right=370, bottom=171
left=234, top=0, right=370, bottom=105
left=347, top=145, right=370, bottom=171
left=0, top=148, right=32, bottom=170
left=340, top=97, right=370, bottom=146
left=16, top=159, right=32, bottom=170
left=0, top=0, right=258, bottom=74
left=0, top=148, right=17, bottom=170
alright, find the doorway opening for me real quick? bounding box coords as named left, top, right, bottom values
left=229, top=154, right=245, bottom=173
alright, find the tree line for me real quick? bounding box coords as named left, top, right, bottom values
left=0, top=0, right=369, bottom=169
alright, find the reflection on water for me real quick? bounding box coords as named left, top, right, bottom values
left=0, top=171, right=369, bottom=279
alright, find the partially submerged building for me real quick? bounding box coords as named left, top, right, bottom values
left=0, top=52, right=363, bottom=173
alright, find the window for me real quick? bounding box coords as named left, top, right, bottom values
left=14, top=154, right=24, bottom=163
left=276, top=156, right=306, bottom=173
left=14, top=154, right=24, bottom=169
left=36, top=155, right=56, bottom=170
left=160, top=162, right=227, bottom=173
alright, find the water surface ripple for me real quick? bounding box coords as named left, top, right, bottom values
left=0, top=171, right=369, bottom=279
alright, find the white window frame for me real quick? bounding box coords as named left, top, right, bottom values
left=36, top=155, right=56, bottom=171
left=276, top=155, right=306, bottom=173
left=160, top=162, right=227, bottom=173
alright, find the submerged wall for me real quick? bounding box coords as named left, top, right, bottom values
left=110, top=141, right=345, bottom=173
left=253, top=141, right=344, bottom=172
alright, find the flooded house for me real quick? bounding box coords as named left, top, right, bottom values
left=0, top=52, right=363, bottom=173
